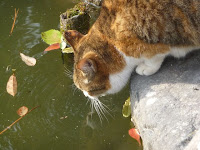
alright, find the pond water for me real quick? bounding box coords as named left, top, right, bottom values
left=0, top=0, right=139, bottom=150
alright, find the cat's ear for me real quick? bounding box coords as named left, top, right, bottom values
left=64, top=30, right=84, bottom=49
left=77, top=58, right=97, bottom=81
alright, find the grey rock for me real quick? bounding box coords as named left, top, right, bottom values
left=130, top=50, right=200, bottom=150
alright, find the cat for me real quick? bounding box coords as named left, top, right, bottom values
left=64, top=0, right=200, bottom=100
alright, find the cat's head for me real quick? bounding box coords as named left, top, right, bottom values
left=64, top=30, right=128, bottom=99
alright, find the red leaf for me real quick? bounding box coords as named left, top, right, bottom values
left=129, top=128, right=141, bottom=145
left=44, top=43, right=60, bottom=52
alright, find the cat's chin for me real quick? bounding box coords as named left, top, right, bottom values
left=83, top=90, right=106, bottom=100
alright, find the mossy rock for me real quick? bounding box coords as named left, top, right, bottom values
left=60, top=0, right=101, bottom=34
left=60, top=12, right=90, bottom=34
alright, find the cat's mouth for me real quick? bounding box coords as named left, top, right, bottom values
left=83, top=87, right=107, bottom=98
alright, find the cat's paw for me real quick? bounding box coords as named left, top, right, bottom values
left=135, top=63, right=159, bottom=76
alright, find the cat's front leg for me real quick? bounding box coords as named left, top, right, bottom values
left=136, top=54, right=167, bottom=76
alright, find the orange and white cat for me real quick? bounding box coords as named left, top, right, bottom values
left=64, top=0, right=200, bottom=100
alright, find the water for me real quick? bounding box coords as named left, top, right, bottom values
left=0, top=0, right=139, bottom=149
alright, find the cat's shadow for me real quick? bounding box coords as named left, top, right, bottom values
left=130, top=49, right=200, bottom=103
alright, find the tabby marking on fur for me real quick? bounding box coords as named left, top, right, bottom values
left=64, top=0, right=200, bottom=99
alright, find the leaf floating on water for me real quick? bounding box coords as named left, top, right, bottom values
left=41, top=29, right=62, bottom=45
left=6, top=72, right=17, bottom=97
left=122, top=97, right=131, bottom=117
left=0, top=106, right=40, bottom=135
left=62, top=47, right=74, bottom=54
left=129, top=128, right=141, bottom=145
left=44, top=43, right=60, bottom=52
left=17, top=106, right=28, bottom=116
left=20, top=53, right=36, bottom=66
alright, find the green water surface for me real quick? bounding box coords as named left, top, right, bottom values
left=0, top=0, right=139, bottom=149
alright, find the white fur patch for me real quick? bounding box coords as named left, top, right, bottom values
left=106, top=46, right=200, bottom=95
left=83, top=90, right=97, bottom=100
left=106, top=48, right=142, bottom=94
left=83, top=46, right=200, bottom=97
left=170, top=46, right=200, bottom=58
left=136, top=53, right=168, bottom=76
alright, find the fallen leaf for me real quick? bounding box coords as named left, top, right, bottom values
left=44, top=43, right=60, bottom=51
left=17, top=106, right=28, bottom=116
left=20, top=53, right=36, bottom=66
left=129, top=128, right=141, bottom=145
left=122, top=97, right=131, bottom=117
left=41, top=29, right=62, bottom=45
left=0, top=106, right=39, bottom=135
left=62, top=47, right=74, bottom=53
left=6, top=72, right=17, bottom=96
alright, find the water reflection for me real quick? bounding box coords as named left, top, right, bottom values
left=0, top=0, right=138, bottom=150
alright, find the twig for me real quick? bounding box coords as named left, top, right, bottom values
left=10, top=8, right=19, bottom=35
left=0, top=106, right=40, bottom=135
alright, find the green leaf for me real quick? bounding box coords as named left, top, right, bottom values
left=62, top=47, right=74, bottom=54
left=122, top=97, right=131, bottom=117
left=41, top=29, right=62, bottom=45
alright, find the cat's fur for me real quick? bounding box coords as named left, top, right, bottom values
left=64, top=0, right=200, bottom=98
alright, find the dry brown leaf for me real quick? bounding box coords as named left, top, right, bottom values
left=20, top=53, right=36, bottom=66
left=17, top=106, right=28, bottom=116
left=6, top=73, right=17, bottom=96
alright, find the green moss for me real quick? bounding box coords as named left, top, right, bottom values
left=66, top=2, right=86, bottom=18
left=60, top=1, right=101, bottom=34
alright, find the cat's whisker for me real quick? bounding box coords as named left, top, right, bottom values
left=98, top=101, right=113, bottom=119
left=64, top=66, right=73, bottom=79
left=72, top=87, right=78, bottom=95
left=70, top=83, right=79, bottom=95
left=100, top=101, right=112, bottom=112
left=64, top=69, right=72, bottom=74
left=64, top=71, right=73, bottom=79
left=86, top=98, right=90, bottom=105
left=64, top=70, right=72, bottom=75
left=89, top=97, right=112, bottom=123
left=90, top=99, right=94, bottom=113
left=96, top=99, right=113, bottom=120
left=95, top=100, right=109, bottom=122
left=93, top=101, right=103, bottom=123
left=90, top=100, right=95, bottom=118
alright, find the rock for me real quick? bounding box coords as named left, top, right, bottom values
left=130, top=50, right=200, bottom=150
left=84, top=0, right=102, bottom=6
left=60, top=0, right=102, bottom=34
